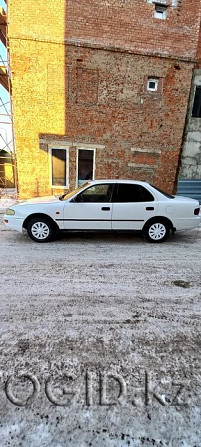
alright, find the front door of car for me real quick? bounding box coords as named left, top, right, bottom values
left=63, top=183, right=114, bottom=230
left=111, top=183, right=158, bottom=230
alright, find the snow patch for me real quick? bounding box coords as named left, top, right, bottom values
left=0, top=198, right=18, bottom=212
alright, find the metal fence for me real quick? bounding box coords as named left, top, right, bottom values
left=177, top=179, right=201, bottom=204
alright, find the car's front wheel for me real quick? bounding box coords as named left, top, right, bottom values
left=144, top=220, right=170, bottom=243
left=27, top=217, right=55, bottom=242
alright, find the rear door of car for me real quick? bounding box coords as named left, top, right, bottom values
left=111, top=183, right=158, bottom=230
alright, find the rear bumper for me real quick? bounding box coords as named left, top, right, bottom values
left=4, top=216, right=24, bottom=233
left=173, top=216, right=201, bottom=230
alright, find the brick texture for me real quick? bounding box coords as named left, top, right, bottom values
left=65, top=0, right=201, bottom=61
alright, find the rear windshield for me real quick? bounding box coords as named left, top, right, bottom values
left=150, top=184, right=175, bottom=199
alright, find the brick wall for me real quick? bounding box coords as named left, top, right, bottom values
left=7, top=0, right=201, bottom=197
left=196, top=22, right=201, bottom=67
left=42, top=46, right=193, bottom=193
left=65, top=0, right=201, bottom=60
left=8, top=0, right=66, bottom=197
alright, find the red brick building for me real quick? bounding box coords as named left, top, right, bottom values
left=177, top=8, right=201, bottom=201
left=5, top=0, right=201, bottom=198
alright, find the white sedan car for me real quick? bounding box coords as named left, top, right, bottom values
left=4, top=180, right=201, bottom=243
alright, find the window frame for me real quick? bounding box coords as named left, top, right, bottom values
left=49, top=146, right=69, bottom=189
left=154, top=4, right=167, bottom=19
left=192, top=86, right=201, bottom=118
left=147, top=78, right=159, bottom=92
left=76, top=147, right=96, bottom=188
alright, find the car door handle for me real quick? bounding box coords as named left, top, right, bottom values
left=146, top=207, right=154, bottom=211
left=101, top=207, right=111, bottom=211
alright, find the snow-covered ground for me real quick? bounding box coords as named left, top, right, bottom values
left=0, top=214, right=201, bottom=446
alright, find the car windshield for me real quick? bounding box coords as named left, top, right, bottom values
left=150, top=184, right=175, bottom=199
left=59, top=182, right=90, bottom=201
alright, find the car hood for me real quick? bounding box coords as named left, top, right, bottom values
left=15, top=196, right=60, bottom=206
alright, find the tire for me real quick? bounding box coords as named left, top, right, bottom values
left=27, top=217, right=54, bottom=243
left=144, top=220, right=170, bottom=243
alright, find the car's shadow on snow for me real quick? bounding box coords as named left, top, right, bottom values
left=58, top=231, right=144, bottom=244
left=2, top=227, right=201, bottom=246
left=55, top=229, right=200, bottom=245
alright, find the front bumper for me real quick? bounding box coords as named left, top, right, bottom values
left=4, top=216, right=24, bottom=233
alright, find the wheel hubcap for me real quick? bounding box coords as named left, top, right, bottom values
left=31, top=222, right=50, bottom=239
left=148, top=223, right=166, bottom=240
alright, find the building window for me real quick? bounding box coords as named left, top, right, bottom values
left=77, top=149, right=95, bottom=186
left=154, top=4, right=167, bottom=19
left=192, top=86, right=201, bottom=118
left=50, top=148, right=68, bottom=187
left=147, top=78, right=159, bottom=92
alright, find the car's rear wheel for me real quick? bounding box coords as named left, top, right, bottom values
left=27, top=217, right=54, bottom=242
left=144, top=220, right=170, bottom=243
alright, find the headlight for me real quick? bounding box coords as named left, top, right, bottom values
left=6, top=208, right=15, bottom=215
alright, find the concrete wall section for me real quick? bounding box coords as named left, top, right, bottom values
left=179, top=70, right=201, bottom=179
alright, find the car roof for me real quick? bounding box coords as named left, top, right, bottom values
left=87, top=179, right=150, bottom=186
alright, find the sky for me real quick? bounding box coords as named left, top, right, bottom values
left=0, top=0, right=12, bottom=152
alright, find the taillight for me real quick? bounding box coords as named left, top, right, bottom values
left=194, top=208, right=200, bottom=215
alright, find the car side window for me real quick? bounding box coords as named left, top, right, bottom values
left=75, top=184, right=114, bottom=203
left=114, top=184, right=154, bottom=202
left=140, top=186, right=154, bottom=202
